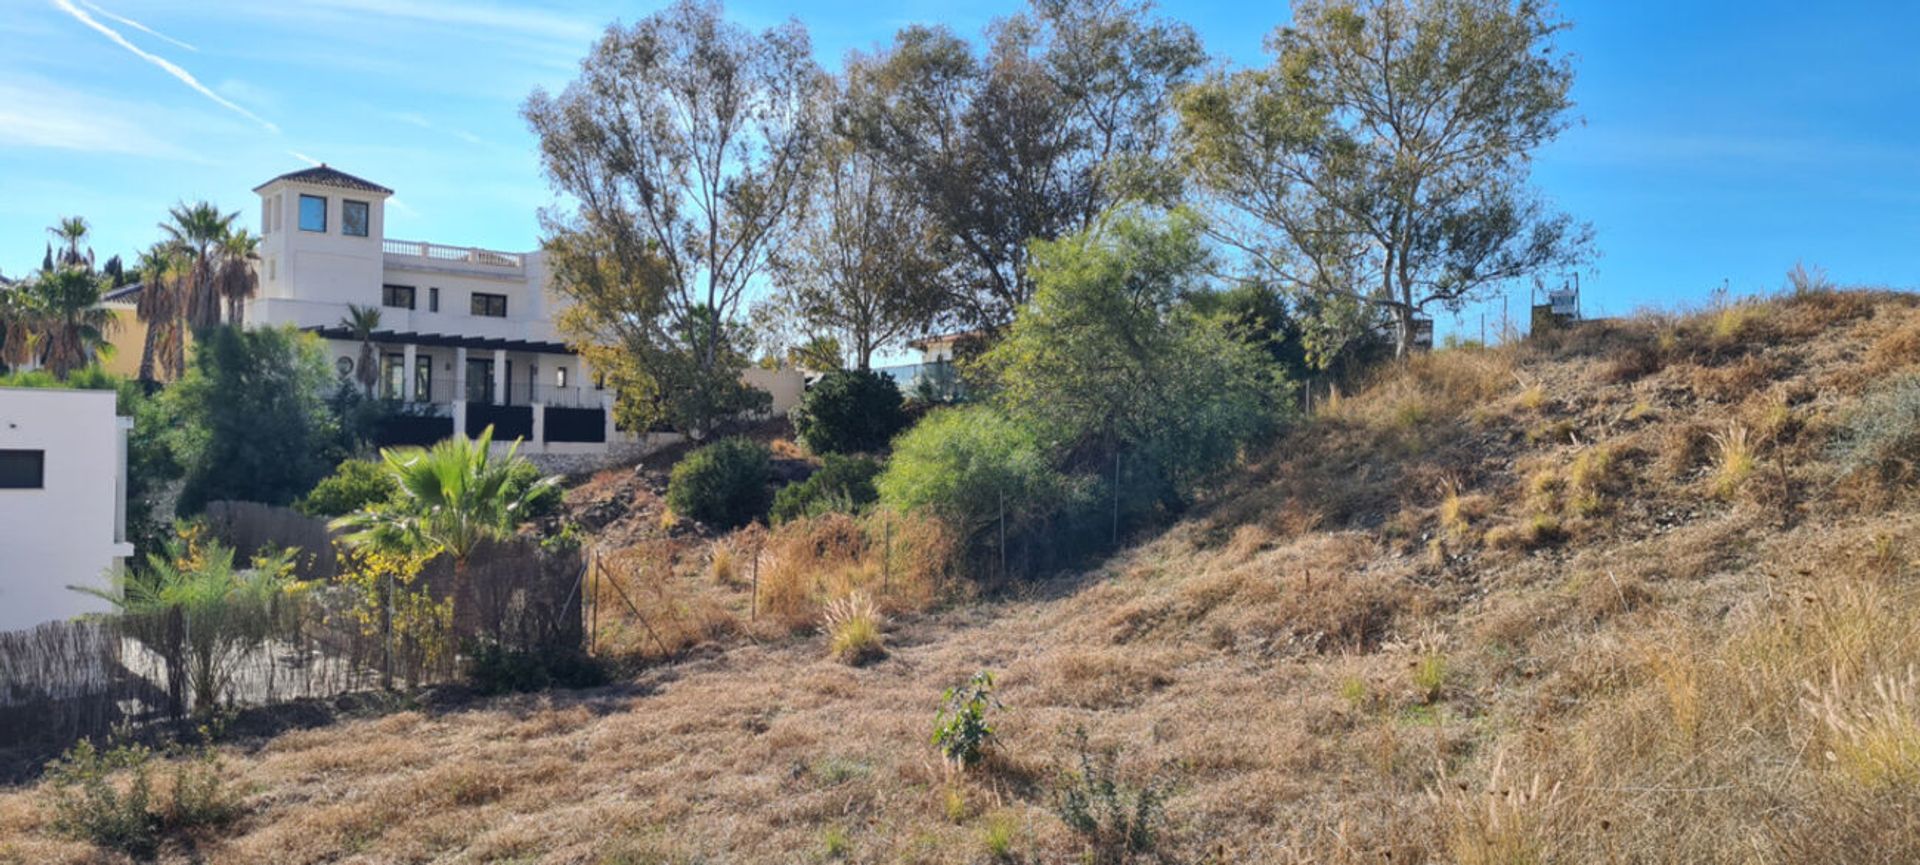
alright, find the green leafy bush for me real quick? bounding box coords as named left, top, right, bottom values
left=932, top=671, right=1001, bottom=770
left=792, top=369, right=910, bottom=455
left=44, top=733, right=240, bottom=859
left=504, top=457, right=564, bottom=520
left=1832, top=375, right=1920, bottom=486
left=878, top=406, right=1066, bottom=543
left=464, top=642, right=609, bottom=694
left=1051, top=726, right=1171, bottom=865
left=772, top=454, right=882, bottom=524
left=297, top=458, right=397, bottom=517
left=666, top=437, right=772, bottom=529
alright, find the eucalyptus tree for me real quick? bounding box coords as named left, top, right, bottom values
left=159, top=201, right=239, bottom=329
left=772, top=78, right=946, bottom=371
left=1176, top=0, right=1593, bottom=358
left=524, top=0, right=822, bottom=435
left=846, top=0, right=1203, bottom=329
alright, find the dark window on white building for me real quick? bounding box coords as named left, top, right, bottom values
left=342, top=200, right=370, bottom=237
left=382, top=284, right=416, bottom=310
left=428, top=287, right=440, bottom=312
left=0, top=450, right=46, bottom=489
left=471, top=292, right=507, bottom=317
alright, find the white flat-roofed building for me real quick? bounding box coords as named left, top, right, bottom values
left=0, top=387, right=133, bottom=631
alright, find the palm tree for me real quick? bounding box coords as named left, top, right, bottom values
left=0, top=282, right=47, bottom=371
left=215, top=229, right=261, bottom=325
left=332, top=426, right=558, bottom=622
left=340, top=303, right=382, bottom=396
left=78, top=537, right=296, bottom=713
left=135, top=243, right=189, bottom=382
left=33, top=266, right=116, bottom=378
left=47, top=216, right=94, bottom=272
left=159, top=201, right=237, bottom=328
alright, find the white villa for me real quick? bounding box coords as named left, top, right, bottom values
left=0, top=387, right=132, bottom=631
left=239, top=165, right=798, bottom=464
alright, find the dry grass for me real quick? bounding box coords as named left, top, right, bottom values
left=8, top=291, right=1920, bottom=864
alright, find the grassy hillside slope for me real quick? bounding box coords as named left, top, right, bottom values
left=6, top=289, right=1920, bottom=864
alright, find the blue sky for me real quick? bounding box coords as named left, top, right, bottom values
left=2, top=0, right=1916, bottom=342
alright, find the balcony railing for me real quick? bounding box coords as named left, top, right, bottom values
left=382, top=239, right=523, bottom=269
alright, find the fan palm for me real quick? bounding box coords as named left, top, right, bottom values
left=215, top=229, right=261, bottom=325
left=47, top=216, right=94, bottom=272
left=159, top=201, right=237, bottom=328
left=0, top=282, right=48, bottom=370
left=332, top=426, right=559, bottom=610
left=340, top=303, right=382, bottom=396
left=30, top=266, right=115, bottom=378
left=135, top=243, right=190, bottom=382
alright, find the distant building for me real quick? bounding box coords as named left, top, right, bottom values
left=0, top=387, right=132, bottom=631
left=105, top=165, right=802, bottom=463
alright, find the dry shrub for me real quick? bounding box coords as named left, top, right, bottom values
left=1708, top=423, right=1756, bottom=499
left=1428, top=753, right=1568, bottom=865
left=1660, top=421, right=1713, bottom=478
left=1484, top=513, right=1565, bottom=552
left=1327, top=347, right=1515, bottom=430
left=1604, top=341, right=1665, bottom=383
left=1574, top=570, right=1651, bottom=623
left=758, top=511, right=955, bottom=631
left=1691, top=353, right=1788, bottom=402
left=1866, top=312, right=1920, bottom=374
left=1437, top=483, right=1491, bottom=541
left=822, top=592, right=886, bottom=666
left=593, top=539, right=742, bottom=659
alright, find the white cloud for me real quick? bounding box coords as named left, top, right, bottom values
left=297, top=0, right=597, bottom=44
left=77, top=0, right=197, bottom=52
left=0, top=79, right=197, bottom=160
left=51, top=0, right=280, bottom=133
left=287, top=150, right=322, bottom=166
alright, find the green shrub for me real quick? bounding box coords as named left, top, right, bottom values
left=297, top=458, right=396, bottom=517
left=792, top=369, right=910, bottom=455
left=464, top=642, right=609, bottom=694
left=1832, top=375, right=1920, bottom=486
left=45, top=738, right=158, bottom=858
left=879, top=406, right=1066, bottom=541
left=772, top=454, right=881, bottom=524
left=933, top=671, right=1001, bottom=770
left=505, top=457, right=564, bottom=520
left=44, top=733, right=240, bottom=859
left=666, top=437, right=772, bottom=529
left=1051, top=726, right=1171, bottom=865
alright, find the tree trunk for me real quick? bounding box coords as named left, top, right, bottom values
left=1391, top=303, right=1416, bottom=359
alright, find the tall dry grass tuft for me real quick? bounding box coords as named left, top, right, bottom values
left=822, top=592, right=886, bottom=666
left=758, top=511, right=957, bottom=631
left=1708, top=423, right=1755, bottom=499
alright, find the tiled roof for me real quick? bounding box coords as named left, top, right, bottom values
left=252, top=164, right=394, bottom=195
left=101, top=282, right=145, bottom=303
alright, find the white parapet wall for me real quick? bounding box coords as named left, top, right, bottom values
left=0, top=387, right=134, bottom=632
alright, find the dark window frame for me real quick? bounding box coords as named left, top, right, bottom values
left=298, top=194, right=327, bottom=233
left=470, top=292, right=507, bottom=317
left=414, top=355, right=432, bottom=403
left=428, top=287, right=440, bottom=312
left=382, top=353, right=406, bottom=400
left=0, top=449, right=47, bottom=489
left=342, top=199, right=370, bottom=237
left=382, top=284, right=416, bottom=310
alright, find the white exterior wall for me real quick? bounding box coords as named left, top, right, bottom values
left=0, top=387, right=132, bottom=632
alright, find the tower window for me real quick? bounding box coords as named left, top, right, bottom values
left=429, top=287, right=440, bottom=312
left=298, top=194, right=327, bottom=232
left=0, top=450, right=46, bottom=489
left=343, top=200, right=370, bottom=237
